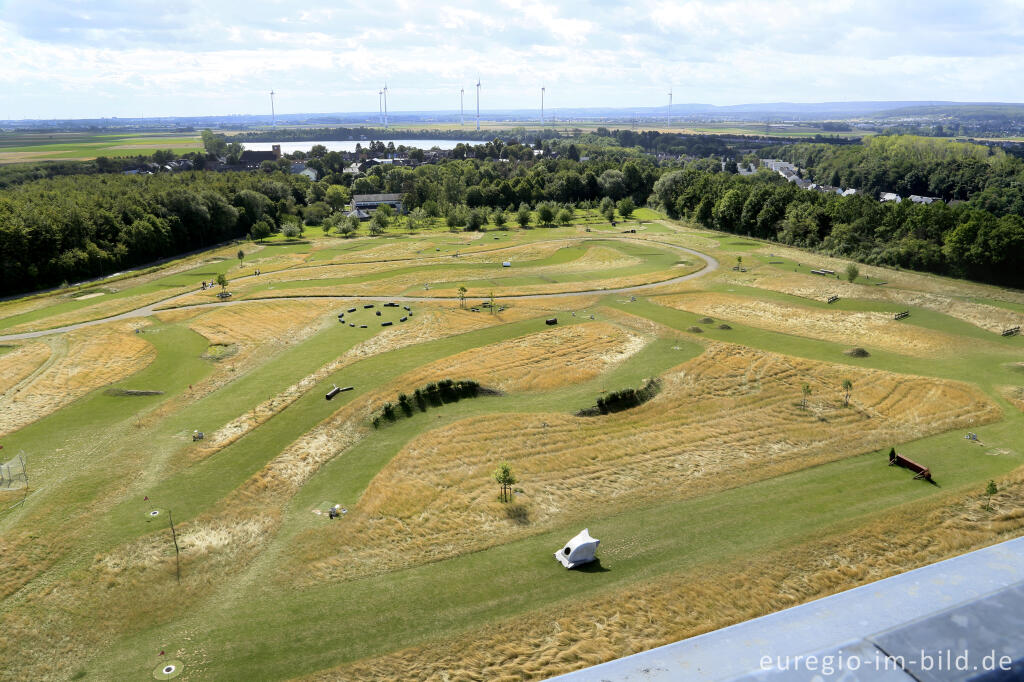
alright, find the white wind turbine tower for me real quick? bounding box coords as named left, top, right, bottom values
left=460, top=87, right=465, bottom=126
left=667, top=88, right=673, bottom=127
left=541, top=86, right=545, bottom=126
left=269, top=90, right=276, bottom=126
left=383, top=82, right=389, bottom=129
left=475, top=76, right=481, bottom=131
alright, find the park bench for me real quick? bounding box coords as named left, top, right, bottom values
left=1002, top=326, right=1020, bottom=337
left=216, top=292, right=232, bottom=299
left=894, top=311, right=910, bottom=320
left=810, top=269, right=828, bottom=275
left=826, top=295, right=840, bottom=304
left=546, top=318, right=558, bottom=326
left=889, top=451, right=932, bottom=481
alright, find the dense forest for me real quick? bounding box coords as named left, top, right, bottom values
left=653, top=167, right=1024, bottom=287
left=2, top=134, right=1023, bottom=296
left=764, top=135, right=1024, bottom=204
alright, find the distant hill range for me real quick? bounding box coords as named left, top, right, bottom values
left=4, top=101, right=1023, bottom=128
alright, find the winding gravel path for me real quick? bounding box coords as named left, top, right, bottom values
left=0, top=237, right=718, bottom=342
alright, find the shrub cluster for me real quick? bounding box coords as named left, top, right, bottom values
left=591, top=378, right=662, bottom=415
left=372, top=379, right=481, bottom=427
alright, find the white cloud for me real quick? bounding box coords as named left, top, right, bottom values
left=0, top=0, right=1022, bottom=118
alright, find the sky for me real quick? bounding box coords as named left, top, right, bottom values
left=1, top=0, right=1024, bottom=120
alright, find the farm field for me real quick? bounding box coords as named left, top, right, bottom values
left=0, top=213, right=1022, bottom=681
left=0, top=132, right=202, bottom=163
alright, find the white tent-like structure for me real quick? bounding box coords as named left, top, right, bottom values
left=554, top=528, right=599, bottom=569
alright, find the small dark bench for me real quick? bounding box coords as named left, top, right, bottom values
left=889, top=451, right=932, bottom=481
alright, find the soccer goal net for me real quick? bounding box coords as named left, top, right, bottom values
left=0, top=453, right=27, bottom=490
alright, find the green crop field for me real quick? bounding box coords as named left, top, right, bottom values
left=1, top=210, right=1022, bottom=681
left=0, top=132, right=203, bottom=163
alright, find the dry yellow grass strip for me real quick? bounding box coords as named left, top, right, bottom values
left=1000, top=386, right=1024, bottom=412
left=188, top=300, right=336, bottom=346
left=312, top=468, right=1024, bottom=682
left=296, top=343, right=997, bottom=583
left=0, top=342, right=52, bottom=395
left=762, top=242, right=1024, bottom=305
left=660, top=291, right=965, bottom=356
left=191, top=304, right=565, bottom=460
left=399, top=322, right=648, bottom=392
left=738, top=271, right=1023, bottom=334
left=0, top=322, right=155, bottom=435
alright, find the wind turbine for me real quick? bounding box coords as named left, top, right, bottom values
left=378, top=89, right=383, bottom=126
left=269, top=90, right=276, bottom=126
left=541, top=86, right=545, bottom=126
left=475, top=76, right=481, bottom=131
left=667, top=88, right=673, bottom=127
left=383, top=82, right=389, bottom=129
left=460, top=87, right=465, bottom=126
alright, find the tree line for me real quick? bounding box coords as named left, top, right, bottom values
left=3, top=132, right=1022, bottom=296
left=653, top=160, right=1024, bottom=287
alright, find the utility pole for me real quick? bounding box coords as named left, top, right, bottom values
left=168, top=509, right=181, bottom=584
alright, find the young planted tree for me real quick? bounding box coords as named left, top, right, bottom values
left=842, top=378, right=853, bottom=407
left=536, top=202, right=556, bottom=227
left=492, top=208, right=507, bottom=230
left=557, top=208, right=573, bottom=226
left=237, top=249, right=245, bottom=267
left=616, top=197, right=635, bottom=220
left=985, top=480, right=998, bottom=511
left=216, top=273, right=228, bottom=291
left=370, top=210, right=389, bottom=235
left=516, top=203, right=532, bottom=228
left=801, top=383, right=812, bottom=409
left=489, top=290, right=496, bottom=315
left=736, top=255, right=742, bottom=267
left=458, top=286, right=468, bottom=309
left=251, top=219, right=273, bottom=242
left=845, top=263, right=860, bottom=283
left=493, top=462, right=517, bottom=503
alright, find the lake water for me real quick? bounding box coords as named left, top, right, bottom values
left=243, top=139, right=479, bottom=153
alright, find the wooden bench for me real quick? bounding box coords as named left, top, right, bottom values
left=1002, top=326, right=1020, bottom=337
left=889, top=451, right=932, bottom=481
left=826, top=295, right=839, bottom=304
left=894, top=311, right=910, bottom=320
left=546, top=318, right=558, bottom=326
